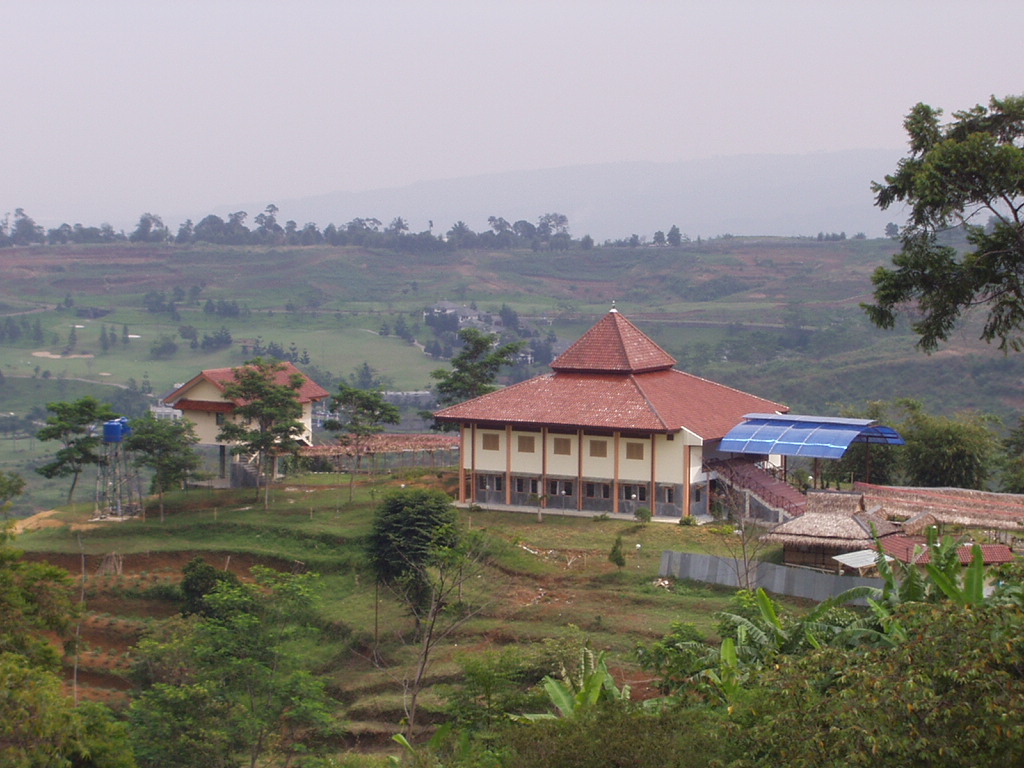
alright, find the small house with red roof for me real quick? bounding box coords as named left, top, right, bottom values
left=164, top=362, right=329, bottom=479
left=434, top=308, right=787, bottom=518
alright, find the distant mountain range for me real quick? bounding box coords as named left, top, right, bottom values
left=215, top=149, right=906, bottom=242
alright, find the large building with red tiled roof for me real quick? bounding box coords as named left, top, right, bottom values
left=434, top=309, right=787, bottom=517
left=164, top=362, right=329, bottom=478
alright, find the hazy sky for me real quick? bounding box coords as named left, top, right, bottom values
left=3, top=0, right=1022, bottom=230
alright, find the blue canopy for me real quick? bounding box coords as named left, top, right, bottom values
left=718, top=413, right=905, bottom=460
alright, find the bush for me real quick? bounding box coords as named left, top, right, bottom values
left=634, top=506, right=652, bottom=524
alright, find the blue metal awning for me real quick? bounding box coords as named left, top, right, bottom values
left=719, top=413, right=905, bottom=460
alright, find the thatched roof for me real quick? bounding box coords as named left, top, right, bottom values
left=762, top=491, right=899, bottom=552
left=855, top=483, right=1024, bottom=531
left=301, top=433, right=459, bottom=457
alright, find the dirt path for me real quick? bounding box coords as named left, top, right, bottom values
left=12, top=508, right=64, bottom=534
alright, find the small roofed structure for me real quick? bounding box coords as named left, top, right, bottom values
left=855, top=482, right=1024, bottom=532
left=301, top=433, right=459, bottom=472
left=876, top=535, right=1015, bottom=567
left=762, top=490, right=900, bottom=569
left=164, top=362, right=329, bottom=481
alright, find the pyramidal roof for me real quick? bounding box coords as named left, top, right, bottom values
left=551, top=309, right=676, bottom=374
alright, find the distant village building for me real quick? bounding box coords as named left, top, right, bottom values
left=434, top=308, right=787, bottom=518
left=163, top=362, right=329, bottom=481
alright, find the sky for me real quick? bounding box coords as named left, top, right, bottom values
left=3, top=0, right=1022, bottom=231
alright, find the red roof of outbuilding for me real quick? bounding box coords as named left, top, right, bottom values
left=877, top=535, right=1015, bottom=566
left=165, top=361, right=330, bottom=408
left=435, top=311, right=786, bottom=438
left=552, top=309, right=676, bottom=373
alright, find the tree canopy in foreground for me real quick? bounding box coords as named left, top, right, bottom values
left=865, top=94, right=1024, bottom=351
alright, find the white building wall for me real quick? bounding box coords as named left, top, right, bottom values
left=580, top=435, right=615, bottom=479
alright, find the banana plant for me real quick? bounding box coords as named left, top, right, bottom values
left=512, top=648, right=629, bottom=722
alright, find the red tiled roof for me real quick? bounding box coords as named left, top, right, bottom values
left=551, top=310, right=676, bottom=373
left=165, top=361, right=330, bottom=407
left=435, top=368, right=785, bottom=438
left=877, top=535, right=1015, bottom=565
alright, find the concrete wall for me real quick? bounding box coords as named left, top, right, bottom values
left=659, top=551, right=883, bottom=604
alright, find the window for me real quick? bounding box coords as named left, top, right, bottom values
left=602, top=483, right=611, bottom=499
left=666, top=433, right=675, bottom=441
left=665, top=487, right=675, bottom=504
left=215, top=412, right=225, bottom=426
left=478, top=475, right=488, bottom=490
left=529, top=478, right=539, bottom=494
left=625, top=442, right=645, bottom=460
left=622, top=484, right=647, bottom=502
left=586, top=483, right=596, bottom=498
left=482, top=433, right=500, bottom=451
left=553, top=437, right=572, bottom=455
left=589, top=439, right=608, bottom=458
left=586, top=482, right=611, bottom=499
left=515, top=477, right=525, bottom=493
left=550, top=480, right=573, bottom=496
left=518, top=435, right=535, bottom=453
left=494, top=476, right=504, bottom=492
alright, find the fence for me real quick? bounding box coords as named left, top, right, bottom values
left=659, top=551, right=883, bottom=604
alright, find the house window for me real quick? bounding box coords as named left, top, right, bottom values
left=602, top=483, right=611, bottom=499
left=478, top=475, right=488, bottom=490
left=589, top=439, right=608, bottom=457
left=665, top=487, right=675, bottom=504
left=494, top=476, right=504, bottom=492
left=625, top=442, right=645, bottom=460
left=553, top=437, right=572, bottom=455
left=518, top=435, right=535, bottom=453
left=586, top=483, right=596, bottom=498
left=550, top=480, right=573, bottom=496
left=586, top=482, right=611, bottom=499
left=516, top=477, right=525, bottom=493
left=622, top=484, right=647, bottom=502
left=215, top=412, right=226, bottom=426
left=666, top=433, right=675, bottom=441
left=529, top=478, right=539, bottom=494
left=482, top=433, right=500, bottom=451
left=694, top=488, right=702, bottom=503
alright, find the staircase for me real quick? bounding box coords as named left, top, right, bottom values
left=705, top=457, right=806, bottom=521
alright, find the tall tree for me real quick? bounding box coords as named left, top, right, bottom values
left=35, top=396, right=118, bottom=504
left=125, top=413, right=202, bottom=520
left=865, top=95, right=1024, bottom=351
left=323, top=384, right=399, bottom=501
left=367, top=488, right=486, bottom=737
left=216, top=358, right=306, bottom=509
left=428, top=328, right=524, bottom=429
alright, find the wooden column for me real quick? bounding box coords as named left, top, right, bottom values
left=457, top=425, right=467, bottom=502
left=540, top=426, right=548, bottom=507
left=612, top=431, right=621, bottom=515
left=649, top=435, right=657, bottom=515
left=505, top=425, right=513, bottom=505
left=577, top=429, right=584, bottom=511
left=469, top=423, right=477, bottom=503
left=682, top=444, right=692, bottom=518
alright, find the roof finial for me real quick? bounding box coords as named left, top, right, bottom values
left=610, top=300, right=618, bottom=313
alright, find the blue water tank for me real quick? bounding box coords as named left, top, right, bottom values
left=103, top=420, right=123, bottom=443
left=119, top=417, right=132, bottom=439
